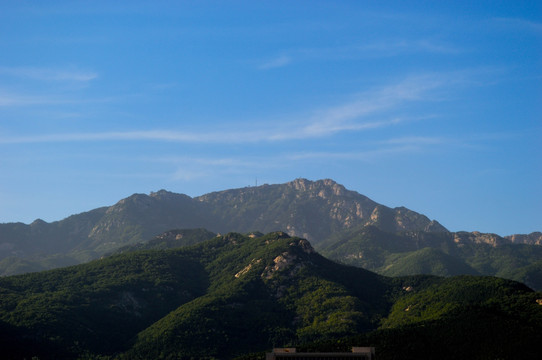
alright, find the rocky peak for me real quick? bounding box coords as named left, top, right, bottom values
left=30, top=218, right=48, bottom=227
left=290, top=238, right=315, bottom=254
left=288, top=178, right=345, bottom=196
left=453, top=231, right=506, bottom=247
left=150, top=189, right=172, bottom=198
left=289, top=178, right=309, bottom=189
left=108, top=193, right=152, bottom=213
left=366, top=204, right=448, bottom=233
left=149, top=189, right=191, bottom=202
left=262, top=250, right=305, bottom=280
left=506, top=232, right=542, bottom=245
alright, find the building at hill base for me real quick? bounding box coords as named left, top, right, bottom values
left=266, top=347, right=375, bottom=360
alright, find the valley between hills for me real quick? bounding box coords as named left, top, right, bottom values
left=0, top=179, right=541, bottom=359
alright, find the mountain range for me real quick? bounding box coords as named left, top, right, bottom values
left=1, top=178, right=540, bottom=290
left=1, top=231, right=541, bottom=359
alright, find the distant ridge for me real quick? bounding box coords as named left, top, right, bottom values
left=0, top=179, right=539, bottom=289
left=0, top=178, right=447, bottom=260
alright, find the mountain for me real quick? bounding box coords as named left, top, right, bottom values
left=0, top=179, right=539, bottom=290
left=1, top=232, right=540, bottom=360
left=194, top=179, right=447, bottom=240
left=506, top=231, right=542, bottom=245
left=0, top=179, right=447, bottom=273
left=318, top=226, right=542, bottom=290
left=301, top=275, right=542, bottom=360
left=111, top=228, right=218, bottom=254
left=378, top=247, right=480, bottom=277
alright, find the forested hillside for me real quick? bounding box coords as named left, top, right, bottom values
left=0, top=232, right=540, bottom=359
left=319, top=225, right=542, bottom=290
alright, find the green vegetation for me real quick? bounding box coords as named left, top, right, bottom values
left=1, top=179, right=540, bottom=300
left=320, top=226, right=542, bottom=290
left=382, top=276, right=534, bottom=327
left=0, top=232, right=540, bottom=359
left=111, top=228, right=217, bottom=254
left=293, top=276, right=542, bottom=360
left=380, top=248, right=479, bottom=277
left=0, top=250, right=209, bottom=358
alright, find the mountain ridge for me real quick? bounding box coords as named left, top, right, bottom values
left=4, top=178, right=537, bottom=239
left=0, top=178, right=447, bottom=256
left=0, top=178, right=539, bottom=284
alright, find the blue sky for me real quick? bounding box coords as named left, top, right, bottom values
left=0, top=1, right=540, bottom=236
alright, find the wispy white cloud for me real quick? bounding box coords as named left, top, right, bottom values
left=0, top=66, right=98, bottom=82
left=411, top=40, right=462, bottom=55
left=273, top=73, right=450, bottom=140
left=0, top=89, right=122, bottom=107
left=380, top=136, right=447, bottom=145
left=285, top=147, right=416, bottom=161
left=0, top=71, right=462, bottom=145
left=0, top=130, right=216, bottom=144
left=0, top=66, right=98, bottom=107
left=348, top=39, right=462, bottom=56
left=259, top=39, right=461, bottom=69
left=258, top=55, right=292, bottom=69
left=168, top=143, right=433, bottom=180
left=0, top=92, right=64, bottom=106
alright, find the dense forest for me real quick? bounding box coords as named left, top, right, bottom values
left=1, top=231, right=541, bottom=359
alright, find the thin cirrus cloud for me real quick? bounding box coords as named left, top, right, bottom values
left=0, top=72, right=457, bottom=145
left=168, top=147, right=414, bottom=181
left=258, top=55, right=292, bottom=69
left=0, top=131, right=216, bottom=144
left=0, top=92, right=67, bottom=107
left=382, top=40, right=461, bottom=55
left=0, top=66, right=98, bottom=106
left=277, top=73, right=450, bottom=140
left=258, top=39, right=461, bottom=70
left=285, top=146, right=421, bottom=162
left=0, top=66, right=98, bottom=82
left=166, top=144, right=427, bottom=182
left=380, top=136, right=447, bottom=145
left=318, top=39, right=462, bottom=58
left=0, top=91, right=113, bottom=107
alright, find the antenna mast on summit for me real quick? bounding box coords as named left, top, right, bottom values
left=255, top=177, right=258, bottom=187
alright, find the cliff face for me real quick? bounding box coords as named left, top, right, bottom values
left=453, top=231, right=506, bottom=248
left=506, top=232, right=542, bottom=245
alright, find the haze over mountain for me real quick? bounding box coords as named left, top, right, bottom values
left=0, top=179, right=540, bottom=290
